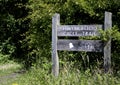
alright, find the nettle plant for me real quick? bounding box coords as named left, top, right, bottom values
left=99, top=25, right=120, bottom=41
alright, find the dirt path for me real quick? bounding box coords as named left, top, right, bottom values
left=0, top=69, right=25, bottom=85
left=0, top=63, right=25, bottom=85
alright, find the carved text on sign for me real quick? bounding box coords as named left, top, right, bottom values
left=57, top=25, right=102, bottom=36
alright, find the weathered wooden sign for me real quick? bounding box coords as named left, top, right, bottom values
left=52, top=12, right=112, bottom=76
left=57, top=25, right=103, bottom=36
left=57, top=40, right=103, bottom=52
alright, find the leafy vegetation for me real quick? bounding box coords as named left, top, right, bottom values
left=4, top=67, right=120, bottom=85
left=0, top=61, right=22, bottom=85
left=0, top=0, right=120, bottom=84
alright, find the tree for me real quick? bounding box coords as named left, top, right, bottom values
left=27, top=0, right=120, bottom=71
left=1, top=0, right=120, bottom=71
left=0, top=0, right=30, bottom=67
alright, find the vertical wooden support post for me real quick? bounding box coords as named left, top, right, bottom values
left=104, top=11, right=112, bottom=73
left=52, top=13, right=60, bottom=76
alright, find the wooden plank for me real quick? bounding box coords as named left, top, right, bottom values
left=52, top=13, right=60, bottom=76
left=57, top=25, right=103, bottom=37
left=57, top=39, right=103, bottom=52
left=104, top=12, right=112, bottom=73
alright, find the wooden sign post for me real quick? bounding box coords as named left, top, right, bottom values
left=104, top=12, right=112, bottom=73
left=52, top=12, right=112, bottom=76
left=52, top=13, right=60, bottom=76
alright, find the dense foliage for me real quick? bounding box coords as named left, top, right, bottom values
left=0, top=0, right=30, bottom=67
left=0, top=0, right=120, bottom=73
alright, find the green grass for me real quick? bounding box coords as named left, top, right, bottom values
left=0, top=62, right=22, bottom=76
left=0, top=61, right=120, bottom=85
left=0, top=61, right=23, bottom=85
left=6, top=68, right=120, bottom=85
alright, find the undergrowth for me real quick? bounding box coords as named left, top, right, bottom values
left=8, top=65, right=120, bottom=85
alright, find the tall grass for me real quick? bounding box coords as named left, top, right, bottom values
left=9, top=67, right=120, bottom=85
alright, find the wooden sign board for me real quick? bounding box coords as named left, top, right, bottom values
left=52, top=12, right=112, bottom=76
left=57, top=39, right=103, bottom=52
left=57, top=25, right=103, bottom=36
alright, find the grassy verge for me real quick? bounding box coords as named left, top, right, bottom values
left=6, top=68, right=120, bottom=85
left=0, top=60, right=119, bottom=85
left=0, top=62, right=22, bottom=76
left=0, top=61, right=23, bottom=85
